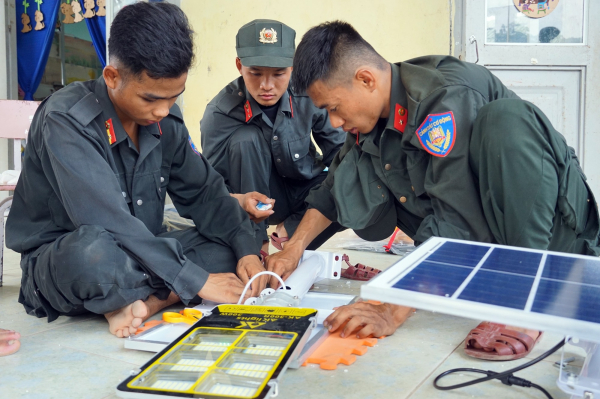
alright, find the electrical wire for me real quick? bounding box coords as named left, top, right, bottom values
left=434, top=339, right=565, bottom=398
left=530, top=383, right=553, bottom=399
left=237, top=271, right=286, bottom=304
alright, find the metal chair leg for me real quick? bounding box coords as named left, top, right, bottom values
left=0, top=196, right=14, bottom=287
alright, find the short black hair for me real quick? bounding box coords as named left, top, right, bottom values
left=108, top=2, right=194, bottom=79
left=292, top=21, right=387, bottom=93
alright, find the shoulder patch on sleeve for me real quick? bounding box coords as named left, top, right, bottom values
left=67, top=92, right=102, bottom=127
left=415, top=111, right=456, bottom=157
left=188, top=135, right=202, bottom=157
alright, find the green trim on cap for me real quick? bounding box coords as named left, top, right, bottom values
left=236, top=46, right=295, bottom=59
left=239, top=56, right=293, bottom=68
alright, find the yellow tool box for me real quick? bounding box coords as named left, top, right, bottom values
left=117, top=305, right=318, bottom=399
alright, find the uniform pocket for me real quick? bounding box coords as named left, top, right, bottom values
left=287, top=135, right=311, bottom=162
left=286, top=135, right=314, bottom=178
left=18, top=251, right=53, bottom=318
left=557, top=162, right=593, bottom=234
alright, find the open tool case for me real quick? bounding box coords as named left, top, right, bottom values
left=116, top=304, right=318, bottom=398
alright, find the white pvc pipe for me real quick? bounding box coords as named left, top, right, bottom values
left=279, top=254, right=325, bottom=300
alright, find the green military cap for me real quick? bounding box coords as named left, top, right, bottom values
left=236, top=19, right=295, bottom=68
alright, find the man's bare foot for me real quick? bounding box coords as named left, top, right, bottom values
left=105, top=300, right=149, bottom=338
left=105, top=293, right=180, bottom=338
left=0, top=329, right=21, bottom=356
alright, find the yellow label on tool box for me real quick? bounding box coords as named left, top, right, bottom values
left=218, top=305, right=317, bottom=317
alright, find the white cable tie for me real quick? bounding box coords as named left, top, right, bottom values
left=237, top=271, right=286, bottom=304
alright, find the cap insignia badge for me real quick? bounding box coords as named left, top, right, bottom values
left=259, top=28, right=278, bottom=44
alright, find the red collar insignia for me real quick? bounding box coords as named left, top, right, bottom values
left=105, top=119, right=116, bottom=145
left=289, top=95, right=294, bottom=118
left=393, top=104, right=408, bottom=133
left=244, top=100, right=253, bottom=122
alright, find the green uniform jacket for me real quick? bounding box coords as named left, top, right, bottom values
left=200, top=76, right=345, bottom=184
left=306, top=56, right=597, bottom=247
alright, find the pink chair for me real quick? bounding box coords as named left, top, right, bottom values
left=0, top=100, right=39, bottom=286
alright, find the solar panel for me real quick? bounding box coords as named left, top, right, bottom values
left=361, top=237, right=600, bottom=343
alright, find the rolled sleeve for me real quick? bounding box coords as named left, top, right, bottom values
left=171, top=258, right=210, bottom=302
left=306, top=184, right=338, bottom=222
left=229, top=232, right=262, bottom=260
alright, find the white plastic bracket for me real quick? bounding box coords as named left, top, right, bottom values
left=556, top=337, right=600, bottom=398
left=299, top=250, right=342, bottom=282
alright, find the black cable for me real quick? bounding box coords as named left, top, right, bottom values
left=530, top=383, right=553, bottom=399
left=434, top=339, right=565, bottom=398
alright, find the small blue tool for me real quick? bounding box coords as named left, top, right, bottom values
left=256, top=201, right=273, bottom=211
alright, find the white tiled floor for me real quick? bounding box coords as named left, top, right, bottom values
left=0, top=232, right=573, bottom=399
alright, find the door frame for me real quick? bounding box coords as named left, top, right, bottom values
left=454, top=0, right=600, bottom=194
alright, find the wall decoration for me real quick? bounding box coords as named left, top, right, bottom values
left=33, top=0, right=45, bottom=31
left=21, top=1, right=32, bottom=33
left=83, top=0, right=95, bottom=18
left=17, top=0, right=62, bottom=99
left=96, top=0, right=105, bottom=17
left=85, top=0, right=106, bottom=67
left=513, top=0, right=560, bottom=19
left=34, top=9, right=44, bottom=30
left=60, top=1, right=75, bottom=24
left=71, top=0, right=83, bottom=22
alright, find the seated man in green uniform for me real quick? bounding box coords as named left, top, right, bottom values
left=201, top=20, right=346, bottom=258
left=6, top=2, right=267, bottom=338
left=267, top=21, right=600, bottom=357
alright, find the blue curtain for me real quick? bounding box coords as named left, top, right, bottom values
left=85, top=12, right=106, bottom=68
left=16, top=0, right=61, bottom=100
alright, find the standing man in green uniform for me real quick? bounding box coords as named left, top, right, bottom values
left=201, top=20, right=346, bottom=257
left=266, top=21, right=600, bottom=353
left=6, top=2, right=267, bottom=338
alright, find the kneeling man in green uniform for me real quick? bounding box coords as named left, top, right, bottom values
left=201, top=20, right=346, bottom=257
left=6, top=2, right=267, bottom=338
left=266, top=21, right=600, bottom=358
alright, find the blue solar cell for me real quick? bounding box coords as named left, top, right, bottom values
left=480, top=248, right=542, bottom=276
left=532, top=279, right=600, bottom=324
left=543, top=255, right=600, bottom=286
left=393, top=261, right=472, bottom=297
left=458, top=270, right=534, bottom=309
left=426, top=242, right=489, bottom=267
